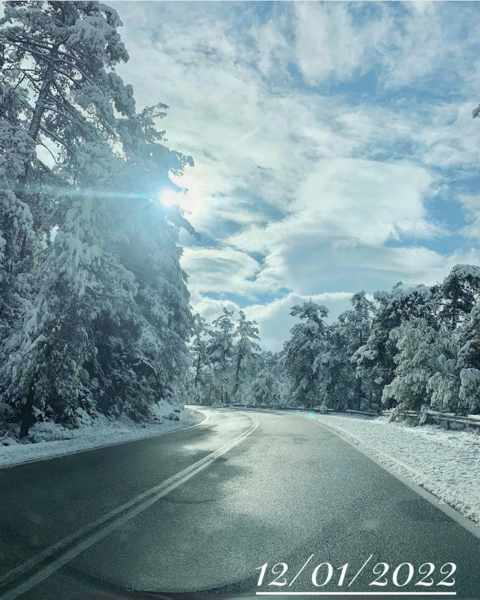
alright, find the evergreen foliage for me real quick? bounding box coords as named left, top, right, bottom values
left=281, top=267, right=480, bottom=415
left=0, top=1, right=193, bottom=436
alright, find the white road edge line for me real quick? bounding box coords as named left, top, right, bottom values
left=0, top=408, right=210, bottom=471
left=308, top=415, right=480, bottom=541
left=256, top=593, right=456, bottom=596
left=0, top=414, right=257, bottom=600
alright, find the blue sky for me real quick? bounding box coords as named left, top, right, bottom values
left=113, top=1, right=480, bottom=350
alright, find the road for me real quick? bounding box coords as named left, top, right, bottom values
left=0, top=408, right=479, bottom=599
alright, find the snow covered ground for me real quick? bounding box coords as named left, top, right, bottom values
left=0, top=401, right=205, bottom=469
left=310, top=413, right=480, bottom=525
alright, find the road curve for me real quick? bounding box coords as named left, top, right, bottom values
left=0, top=408, right=479, bottom=599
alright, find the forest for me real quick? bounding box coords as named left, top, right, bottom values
left=191, top=266, right=480, bottom=417
left=1, top=1, right=480, bottom=443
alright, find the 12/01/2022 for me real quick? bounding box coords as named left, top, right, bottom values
left=256, top=556, right=457, bottom=591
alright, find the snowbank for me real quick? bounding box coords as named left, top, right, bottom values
left=0, top=401, right=204, bottom=469
left=310, top=413, right=480, bottom=524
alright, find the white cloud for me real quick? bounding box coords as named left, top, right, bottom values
left=255, top=237, right=480, bottom=301
left=181, top=246, right=266, bottom=299
left=293, top=2, right=479, bottom=93
left=295, top=159, right=436, bottom=245
left=110, top=2, right=480, bottom=349
left=460, top=195, right=480, bottom=239
left=381, top=2, right=443, bottom=88
left=228, top=158, right=440, bottom=294
left=294, top=2, right=391, bottom=85
left=417, top=102, right=480, bottom=169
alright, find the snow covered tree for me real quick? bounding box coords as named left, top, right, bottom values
left=438, top=265, right=480, bottom=330
left=423, top=265, right=480, bottom=415
left=232, top=311, right=260, bottom=398
left=382, top=318, right=440, bottom=411
left=313, top=322, right=348, bottom=410
left=284, top=301, right=329, bottom=407
left=0, top=0, right=136, bottom=433
left=458, top=369, right=480, bottom=415
left=325, top=292, right=374, bottom=411
left=278, top=271, right=480, bottom=416
left=191, top=314, right=210, bottom=391
left=0, top=1, right=194, bottom=435
left=0, top=105, right=35, bottom=348
left=3, top=137, right=193, bottom=433
left=206, top=308, right=236, bottom=405
left=108, top=104, right=193, bottom=415
left=456, top=302, right=480, bottom=414
left=251, top=358, right=280, bottom=407
left=344, top=292, right=374, bottom=349
left=240, top=351, right=287, bottom=408
left=187, top=310, right=263, bottom=406
left=0, top=0, right=136, bottom=256
left=1, top=183, right=135, bottom=433
left=353, top=284, right=435, bottom=410
left=0, top=1, right=133, bottom=168
left=426, top=332, right=460, bottom=414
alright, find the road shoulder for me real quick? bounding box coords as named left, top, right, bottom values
left=308, top=412, right=480, bottom=540
left=0, top=406, right=206, bottom=470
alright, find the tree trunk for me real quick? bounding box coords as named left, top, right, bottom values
left=194, top=355, right=201, bottom=388
left=20, top=46, right=59, bottom=187
left=19, top=385, right=35, bottom=438
left=233, top=352, right=242, bottom=396
left=28, top=52, right=57, bottom=142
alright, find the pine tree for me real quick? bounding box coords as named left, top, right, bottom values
left=456, top=303, right=480, bottom=414
left=232, top=311, right=260, bottom=398
left=110, top=104, right=194, bottom=414
left=1, top=183, right=138, bottom=433
left=353, top=284, right=435, bottom=410
left=0, top=97, right=35, bottom=348
left=284, top=301, right=329, bottom=407
left=206, top=308, right=236, bottom=405
left=439, top=265, right=480, bottom=329
left=251, top=364, right=281, bottom=407
left=327, top=292, right=374, bottom=411
left=0, top=1, right=132, bottom=157
left=191, top=314, right=210, bottom=392
left=427, top=332, right=460, bottom=413
left=0, top=0, right=135, bottom=238
left=382, top=318, right=440, bottom=412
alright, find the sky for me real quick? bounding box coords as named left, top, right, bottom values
left=112, top=0, right=480, bottom=351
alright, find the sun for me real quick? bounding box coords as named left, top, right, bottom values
left=158, top=188, right=181, bottom=208
left=158, top=168, right=203, bottom=217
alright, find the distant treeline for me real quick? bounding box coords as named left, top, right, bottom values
left=191, top=265, right=480, bottom=416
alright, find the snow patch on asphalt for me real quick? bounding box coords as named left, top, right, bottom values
left=0, top=401, right=204, bottom=469
left=310, top=413, right=480, bottom=524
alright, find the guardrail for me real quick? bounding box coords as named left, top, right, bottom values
left=385, top=408, right=480, bottom=431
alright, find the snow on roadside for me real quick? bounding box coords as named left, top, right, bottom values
left=310, top=413, right=480, bottom=525
left=0, top=401, right=204, bottom=469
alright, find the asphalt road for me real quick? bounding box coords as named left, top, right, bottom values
left=0, top=408, right=479, bottom=600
